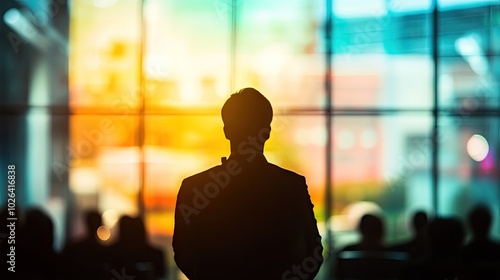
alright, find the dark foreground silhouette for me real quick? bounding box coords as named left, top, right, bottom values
left=335, top=213, right=409, bottom=279
left=461, top=205, right=500, bottom=279
left=17, top=209, right=61, bottom=279
left=172, top=88, right=323, bottom=280
left=108, top=215, right=166, bottom=280
left=389, top=211, right=429, bottom=259
left=400, top=217, right=465, bottom=280
left=61, top=210, right=108, bottom=280
left=60, top=210, right=165, bottom=280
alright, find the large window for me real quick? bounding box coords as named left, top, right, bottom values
left=1, top=0, right=499, bottom=279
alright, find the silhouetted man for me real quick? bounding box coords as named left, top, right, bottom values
left=173, top=88, right=323, bottom=280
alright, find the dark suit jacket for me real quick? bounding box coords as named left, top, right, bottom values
left=173, top=154, right=323, bottom=280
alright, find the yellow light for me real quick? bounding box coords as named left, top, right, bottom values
left=70, top=167, right=100, bottom=194
left=97, top=225, right=111, bottom=241
left=102, top=209, right=119, bottom=227
left=467, top=134, right=489, bottom=162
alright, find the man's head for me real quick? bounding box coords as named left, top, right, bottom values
left=468, top=205, right=492, bottom=238
left=411, top=211, right=428, bottom=234
left=221, top=88, right=273, bottom=143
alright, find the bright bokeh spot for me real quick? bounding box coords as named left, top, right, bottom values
left=467, top=134, right=489, bottom=162
left=3, top=8, right=20, bottom=25
left=102, top=209, right=120, bottom=227
left=97, top=225, right=111, bottom=241
left=69, top=167, right=100, bottom=194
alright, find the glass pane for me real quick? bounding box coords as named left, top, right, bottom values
left=0, top=115, right=26, bottom=203
left=332, top=55, right=433, bottom=108
left=69, top=0, right=141, bottom=110
left=68, top=115, right=140, bottom=243
left=332, top=1, right=432, bottom=109
left=144, top=0, right=231, bottom=110
left=494, top=5, right=500, bottom=55
left=0, top=39, right=31, bottom=105
left=439, top=5, right=490, bottom=56
left=0, top=113, right=69, bottom=250
left=439, top=56, right=499, bottom=108
left=438, top=0, right=499, bottom=10
left=438, top=116, right=500, bottom=239
left=235, top=0, right=325, bottom=109
left=331, top=115, right=433, bottom=250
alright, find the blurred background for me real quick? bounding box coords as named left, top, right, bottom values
left=1, top=0, right=500, bottom=279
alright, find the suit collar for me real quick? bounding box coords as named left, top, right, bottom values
left=225, top=152, right=268, bottom=164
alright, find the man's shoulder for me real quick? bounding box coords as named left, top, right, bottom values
left=181, top=165, right=224, bottom=185
left=181, top=161, right=305, bottom=183
left=266, top=162, right=305, bottom=181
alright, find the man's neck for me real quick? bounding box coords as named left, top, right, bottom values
left=229, top=140, right=265, bottom=154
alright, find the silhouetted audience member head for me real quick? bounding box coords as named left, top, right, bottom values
left=412, top=211, right=428, bottom=234
left=468, top=205, right=492, bottom=239
left=17, top=208, right=60, bottom=279
left=221, top=87, right=273, bottom=143
left=23, top=208, right=54, bottom=250
left=358, top=214, right=385, bottom=246
left=117, top=215, right=147, bottom=247
left=112, top=215, right=165, bottom=279
left=428, top=218, right=464, bottom=256
left=84, top=209, right=102, bottom=238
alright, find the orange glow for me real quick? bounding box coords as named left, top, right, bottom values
left=97, top=226, right=111, bottom=241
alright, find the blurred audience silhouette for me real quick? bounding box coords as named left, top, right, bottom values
left=3, top=195, right=500, bottom=280
left=61, top=209, right=108, bottom=280
left=343, top=214, right=386, bottom=252
left=335, top=213, right=409, bottom=279
left=460, top=205, right=500, bottom=279
left=390, top=211, right=429, bottom=259
left=3, top=207, right=167, bottom=280
left=401, top=217, right=465, bottom=280
left=17, top=208, right=61, bottom=279
left=108, top=215, right=166, bottom=280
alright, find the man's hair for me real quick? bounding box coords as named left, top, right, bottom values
left=221, top=88, right=273, bottom=139
left=358, top=214, right=384, bottom=239
left=468, top=205, right=492, bottom=237
left=412, top=211, right=428, bottom=232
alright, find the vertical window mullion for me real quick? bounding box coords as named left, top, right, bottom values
left=324, top=0, right=334, bottom=272
left=432, top=0, right=440, bottom=216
